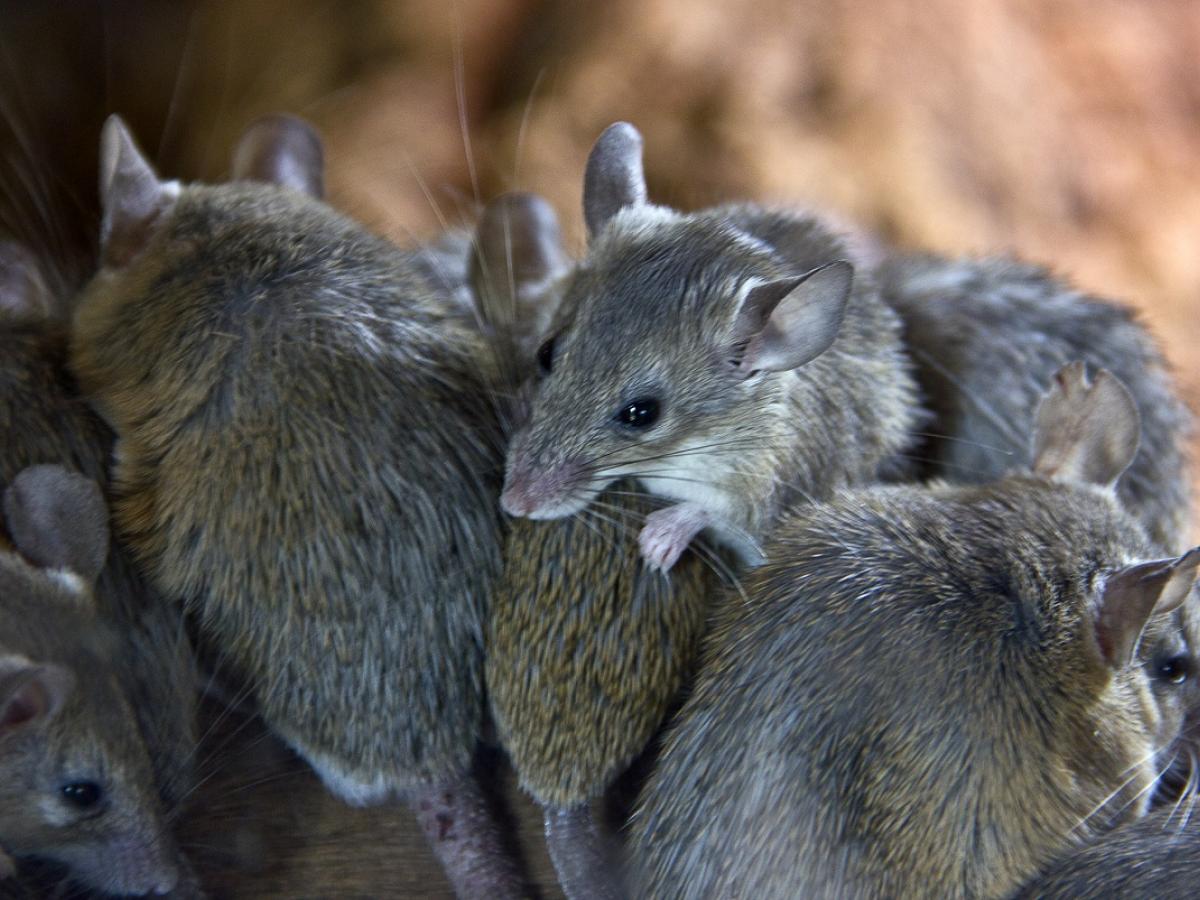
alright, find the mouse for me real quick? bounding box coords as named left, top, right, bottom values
left=1010, top=804, right=1200, bottom=899
left=878, top=252, right=1192, bottom=552
left=629, top=362, right=1200, bottom=899
left=0, top=464, right=182, bottom=897
left=68, top=114, right=527, bottom=897
left=470, top=193, right=720, bottom=900
left=498, top=121, right=920, bottom=573
left=0, top=242, right=200, bottom=896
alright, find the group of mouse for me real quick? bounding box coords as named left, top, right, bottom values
left=0, top=108, right=1197, bottom=900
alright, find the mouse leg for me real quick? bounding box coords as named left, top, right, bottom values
left=409, top=773, right=530, bottom=899
left=638, top=503, right=710, bottom=573
left=0, top=848, right=13, bottom=880
left=544, top=805, right=625, bottom=900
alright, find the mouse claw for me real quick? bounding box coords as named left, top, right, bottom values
left=639, top=503, right=709, bottom=573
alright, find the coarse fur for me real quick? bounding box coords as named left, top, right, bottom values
left=502, top=124, right=919, bottom=570
left=879, top=252, right=1191, bottom=551
left=631, top=368, right=1199, bottom=899
left=470, top=192, right=719, bottom=899
left=70, top=126, right=505, bottom=802
left=0, top=244, right=197, bottom=895
left=0, top=467, right=181, bottom=897
left=1010, top=807, right=1200, bottom=899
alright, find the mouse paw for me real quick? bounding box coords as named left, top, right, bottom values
left=0, top=848, right=14, bottom=880
left=639, top=504, right=709, bottom=573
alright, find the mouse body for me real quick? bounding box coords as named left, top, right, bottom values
left=1011, top=806, right=1200, bottom=899
left=499, top=122, right=920, bottom=572
left=879, top=252, right=1191, bottom=551
left=69, top=116, right=525, bottom=896
left=630, top=363, right=1200, bottom=899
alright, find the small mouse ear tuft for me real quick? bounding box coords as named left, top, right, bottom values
left=1032, top=362, right=1140, bottom=489
left=583, top=122, right=647, bottom=240
left=1093, top=547, right=1200, bottom=669
left=3, top=465, right=110, bottom=585
left=99, top=115, right=175, bottom=268
left=470, top=192, right=571, bottom=348
left=0, top=241, right=53, bottom=320
left=0, top=658, right=73, bottom=739
left=730, top=260, right=853, bottom=376
left=231, top=114, right=325, bottom=199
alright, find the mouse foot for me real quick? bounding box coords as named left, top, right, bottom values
left=408, top=774, right=530, bottom=900
left=544, top=804, right=625, bottom=900
left=0, top=848, right=12, bottom=880
left=639, top=503, right=710, bottom=573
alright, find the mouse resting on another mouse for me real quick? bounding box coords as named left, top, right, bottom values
left=68, top=115, right=524, bottom=897
left=630, top=362, right=1200, bottom=899
left=499, top=121, right=920, bottom=573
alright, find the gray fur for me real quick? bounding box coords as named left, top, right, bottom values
left=879, top=253, right=1191, bottom=551
left=1011, top=809, right=1200, bottom=898
left=70, top=120, right=524, bottom=894
left=0, top=467, right=180, bottom=897
left=0, top=243, right=197, bottom=895
left=504, top=190, right=920, bottom=561
left=632, top=476, right=1198, bottom=898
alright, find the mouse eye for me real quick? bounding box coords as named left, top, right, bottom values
left=1155, top=654, right=1192, bottom=685
left=615, top=398, right=661, bottom=430
left=61, top=781, right=103, bottom=809
left=536, top=337, right=555, bottom=376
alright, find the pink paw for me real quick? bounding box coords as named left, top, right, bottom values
left=639, top=504, right=708, bottom=573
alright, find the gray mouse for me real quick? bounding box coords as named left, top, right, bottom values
left=1010, top=806, right=1200, bottom=899
left=0, top=465, right=181, bottom=896
left=68, top=114, right=526, bottom=897
left=498, top=121, right=919, bottom=572
left=470, top=193, right=719, bottom=900
left=630, top=362, right=1200, bottom=899
left=0, top=242, right=199, bottom=896
left=877, top=252, right=1191, bottom=552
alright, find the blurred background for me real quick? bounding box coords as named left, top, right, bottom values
left=1, top=0, right=1197, bottom=481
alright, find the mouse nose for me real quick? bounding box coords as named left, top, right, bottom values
left=500, top=474, right=534, bottom=517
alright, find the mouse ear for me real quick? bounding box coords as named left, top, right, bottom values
left=99, top=115, right=176, bottom=269
left=3, top=465, right=110, bottom=586
left=583, top=122, right=647, bottom=240
left=231, top=114, right=324, bottom=199
left=0, top=241, right=53, bottom=320
left=729, top=260, right=852, bottom=376
left=1032, top=362, right=1140, bottom=489
left=0, top=658, right=74, bottom=739
left=1092, top=547, right=1200, bottom=669
left=470, top=192, right=571, bottom=347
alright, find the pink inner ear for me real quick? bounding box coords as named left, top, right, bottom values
left=0, top=678, right=45, bottom=732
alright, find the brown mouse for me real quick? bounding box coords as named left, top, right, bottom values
left=878, top=252, right=1191, bottom=552
left=498, top=122, right=920, bottom=573
left=471, top=193, right=721, bottom=900
left=0, top=465, right=182, bottom=896
left=630, top=362, right=1200, bottom=899
left=69, top=114, right=526, bottom=896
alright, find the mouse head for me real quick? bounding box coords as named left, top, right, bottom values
left=751, top=363, right=1199, bottom=895
left=500, top=122, right=853, bottom=519
left=0, top=466, right=179, bottom=896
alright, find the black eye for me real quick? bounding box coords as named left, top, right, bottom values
left=61, top=781, right=103, bottom=809
left=536, top=337, right=555, bottom=375
left=1156, top=654, right=1192, bottom=685
left=615, top=398, right=660, bottom=429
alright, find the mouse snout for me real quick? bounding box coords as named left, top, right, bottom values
left=500, top=459, right=587, bottom=519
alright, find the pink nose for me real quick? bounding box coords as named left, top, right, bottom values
left=500, top=481, right=533, bottom=517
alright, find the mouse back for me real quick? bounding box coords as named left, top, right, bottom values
left=631, top=364, right=1200, bottom=899
left=879, top=253, right=1191, bottom=551
left=0, top=466, right=179, bottom=897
